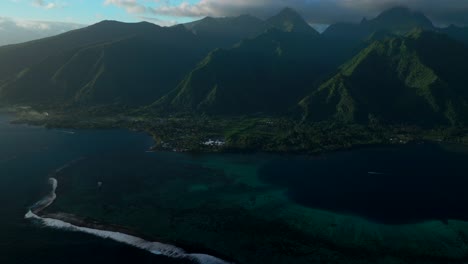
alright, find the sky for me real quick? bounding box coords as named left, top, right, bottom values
left=1, top=0, right=468, bottom=27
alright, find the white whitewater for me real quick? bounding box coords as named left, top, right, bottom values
left=25, top=178, right=231, bottom=264
left=30, top=178, right=57, bottom=213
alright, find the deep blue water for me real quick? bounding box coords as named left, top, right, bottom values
left=260, top=143, right=468, bottom=224
left=2, top=112, right=468, bottom=263
left=0, top=114, right=188, bottom=264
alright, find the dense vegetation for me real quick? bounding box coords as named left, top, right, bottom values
left=300, top=29, right=468, bottom=126
left=153, top=29, right=334, bottom=115
left=0, top=23, right=220, bottom=105
left=1, top=6, right=468, bottom=153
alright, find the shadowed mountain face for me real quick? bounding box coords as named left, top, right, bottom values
left=266, top=7, right=319, bottom=35
left=321, top=7, right=439, bottom=64
left=366, top=7, right=434, bottom=32
left=0, top=22, right=215, bottom=106
left=324, top=7, right=434, bottom=39
left=182, top=7, right=318, bottom=47
left=0, top=7, right=467, bottom=128
left=441, top=25, right=468, bottom=45
left=153, top=29, right=328, bottom=115
left=300, top=30, right=468, bottom=126
left=183, top=15, right=266, bottom=48
left=154, top=9, right=322, bottom=115
left=0, top=8, right=319, bottom=107
left=0, top=21, right=161, bottom=80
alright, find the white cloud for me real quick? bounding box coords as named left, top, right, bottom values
left=104, top=0, right=147, bottom=14
left=33, top=0, right=54, bottom=9
left=15, top=20, right=52, bottom=30
left=0, top=17, right=84, bottom=46
left=138, top=16, right=178, bottom=27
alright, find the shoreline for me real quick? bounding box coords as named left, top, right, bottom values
left=12, top=115, right=468, bottom=264
left=3, top=107, right=468, bottom=156
left=25, top=175, right=234, bottom=264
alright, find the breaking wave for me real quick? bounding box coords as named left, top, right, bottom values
left=30, top=178, right=57, bottom=213
left=25, top=177, right=231, bottom=264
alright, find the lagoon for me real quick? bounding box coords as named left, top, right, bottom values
left=1, top=113, right=468, bottom=264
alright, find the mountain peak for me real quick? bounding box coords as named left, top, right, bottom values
left=267, top=7, right=318, bottom=35
left=371, top=6, right=434, bottom=31
left=91, top=20, right=161, bottom=30
left=302, top=31, right=468, bottom=125
left=277, top=7, right=300, bottom=16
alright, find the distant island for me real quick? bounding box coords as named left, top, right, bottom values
left=1, top=7, right=467, bottom=153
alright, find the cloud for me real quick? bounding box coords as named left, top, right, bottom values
left=0, top=16, right=84, bottom=46
left=106, top=0, right=468, bottom=26
left=32, top=0, right=68, bottom=9
left=33, top=0, right=57, bottom=9
left=0, top=17, right=82, bottom=31
left=104, top=0, right=147, bottom=14
left=15, top=20, right=52, bottom=30
left=138, top=16, right=178, bottom=27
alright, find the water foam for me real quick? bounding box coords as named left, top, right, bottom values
left=30, top=178, right=57, bottom=213
left=25, top=177, right=231, bottom=264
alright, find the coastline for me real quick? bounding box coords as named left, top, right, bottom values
left=12, top=115, right=468, bottom=264
left=7, top=106, right=468, bottom=156
left=26, top=176, right=234, bottom=264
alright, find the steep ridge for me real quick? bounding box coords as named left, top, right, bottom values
left=151, top=9, right=328, bottom=115
left=300, top=30, right=468, bottom=126
left=321, top=7, right=438, bottom=65
left=183, top=14, right=266, bottom=48
left=266, top=7, right=319, bottom=35
left=0, top=21, right=160, bottom=81
left=0, top=23, right=212, bottom=105
left=324, top=7, right=434, bottom=40
left=153, top=28, right=329, bottom=115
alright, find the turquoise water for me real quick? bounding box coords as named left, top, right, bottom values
left=1, top=112, right=468, bottom=263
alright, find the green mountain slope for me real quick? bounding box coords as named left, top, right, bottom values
left=0, top=8, right=319, bottom=107
left=322, top=7, right=439, bottom=65
left=300, top=30, right=468, bottom=126
left=0, top=22, right=214, bottom=105
left=183, top=7, right=318, bottom=47
left=0, top=21, right=157, bottom=82
left=324, top=7, right=434, bottom=39
left=152, top=27, right=333, bottom=115
left=151, top=9, right=325, bottom=115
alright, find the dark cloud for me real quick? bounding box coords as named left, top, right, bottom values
left=142, top=0, right=468, bottom=26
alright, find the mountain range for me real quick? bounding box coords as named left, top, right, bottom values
left=0, top=7, right=467, bottom=126
left=300, top=29, right=468, bottom=126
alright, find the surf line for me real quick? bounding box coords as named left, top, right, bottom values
left=25, top=178, right=232, bottom=264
